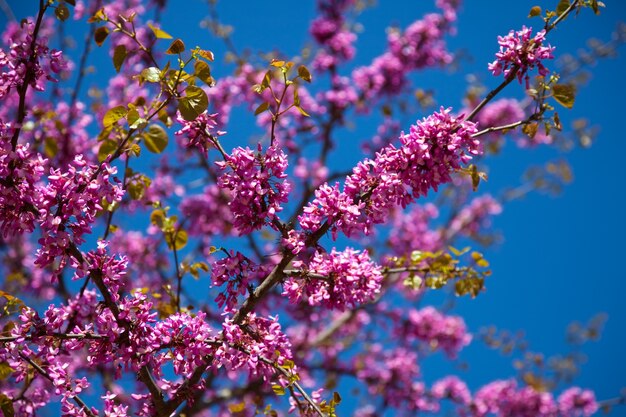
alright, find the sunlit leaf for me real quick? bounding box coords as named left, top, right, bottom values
left=98, top=139, right=118, bottom=162
left=228, top=402, right=246, bottom=413
left=148, top=22, right=173, bottom=39
left=556, top=0, right=570, bottom=16
left=142, top=124, right=168, bottom=153
left=141, top=67, right=161, bottom=83
left=0, top=393, right=14, bottom=417
left=94, top=26, right=109, bottom=46
left=178, top=86, right=208, bottom=121
left=113, top=45, right=127, bottom=73
left=150, top=209, right=166, bottom=228
left=165, top=39, right=185, bottom=55
left=55, top=3, right=70, bottom=21
left=552, top=83, right=576, bottom=108
left=194, top=60, right=213, bottom=85
left=528, top=6, right=542, bottom=17
left=254, top=102, right=269, bottom=116
left=166, top=229, right=188, bottom=251
left=271, top=385, right=286, bottom=395
left=43, top=137, right=58, bottom=158
left=103, top=105, right=127, bottom=127
left=298, top=65, right=312, bottom=82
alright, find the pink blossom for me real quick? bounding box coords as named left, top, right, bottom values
left=282, top=247, right=383, bottom=310
left=488, top=26, right=555, bottom=87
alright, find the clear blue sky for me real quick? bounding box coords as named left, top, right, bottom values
left=3, top=0, right=626, bottom=414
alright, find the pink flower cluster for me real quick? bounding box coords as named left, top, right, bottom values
left=310, top=0, right=357, bottom=72
left=0, top=142, right=46, bottom=237
left=355, top=345, right=435, bottom=411
left=397, top=306, right=471, bottom=357
left=0, top=20, right=67, bottom=99
left=217, top=145, right=291, bottom=234
left=488, top=26, right=554, bottom=87
left=352, top=1, right=458, bottom=100
left=220, top=314, right=294, bottom=381
left=299, top=107, right=480, bottom=239
left=282, top=247, right=383, bottom=310
left=448, top=194, right=503, bottom=239
left=211, top=250, right=266, bottom=310
left=180, top=184, right=235, bottom=238
left=174, top=110, right=225, bottom=158
left=389, top=203, right=443, bottom=255
left=73, top=241, right=128, bottom=303
left=471, top=380, right=597, bottom=417
left=36, top=156, right=124, bottom=269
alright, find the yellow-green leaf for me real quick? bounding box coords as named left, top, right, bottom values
left=143, top=124, right=168, bottom=154
left=55, top=3, right=70, bottom=21
left=165, top=39, right=185, bottom=55
left=178, top=86, right=208, bottom=121
left=148, top=22, right=173, bottom=39
left=254, top=102, right=269, bottom=116
left=150, top=209, right=166, bottom=228
left=94, top=26, right=109, bottom=46
left=196, top=49, right=215, bottom=61
left=103, top=105, right=127, bottom=127
left=166, top=229, right=188, bottom=251
left=0, top=393, right=14, bottom=417
left=528, top=6, right=542, bottom=17
left=113, top=45, right=127, bottom=73
left=98, top=139, right=118, bottom=162
left=228, top=402, right=246, bottom=413
left=298, top=65, right=312, bottom=82
left=193, top=60, right=213, bottom=85
left=44, top=137, right=58, bottom=158
left=141, top=67, right=161, bottom=83
left=556, top=0, right=570, bottom=16
left=552, top=83, right=576, bottom=109
left=271, top=385, right=286, bottom=395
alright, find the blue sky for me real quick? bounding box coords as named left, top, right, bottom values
left=3, top=0, right=626, bottom=414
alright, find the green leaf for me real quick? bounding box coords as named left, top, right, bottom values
left=166, top=229, right=188, bottom=251
left=522, top=122, right=539, bottom=138
left=271, top=385, right=286, bottom=396
left=194, top=60, right=213, bottom=85
left=55, top=3, right=70, bottom=21
left=143, top=124, right=169, bottom=153
left=0, top=362, right=14, bottom=381
left=178, top=86, right=208, bottom=121
left=150, top=209, right=166, bottom=228
left=98, top=139, right=118, bottom=162
left=528, top=6, right=542, bottom=17
left=103, top=105, right=127, bottom=127
left=148, top=22, right=173, bottom=39
left=165, top=38, right=185, bottom=55
left=196, top=49, right=215, bottom=61
left=556, top=0, right=570, bottom=16
left=127, top=108, right=147, bottom=129
left=295, top=106, right=310, bottom=117
left=254, top=102, right=269, bottom=116
left=228, top=402, right=246, bottom=413
left=43, top=137, right=58, bottom=158
left=141, top=67, right=161, bottom=83
left=113, top=44, right=127, bottom=73
left=94, top=26, right=109, bottom=46
left=297, top=65, right=312, bottom=82
left=0, top=394, right=14, bottom=417
left=552, top=83, right=576, bottom=108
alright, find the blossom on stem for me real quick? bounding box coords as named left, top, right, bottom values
left=217, top=145, right=290, bottom=234
left=282, top=247, right=383, bottom=311
left=488, top=26, right=554, bottom=87
left=299, top=107, right=480, bottom=239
